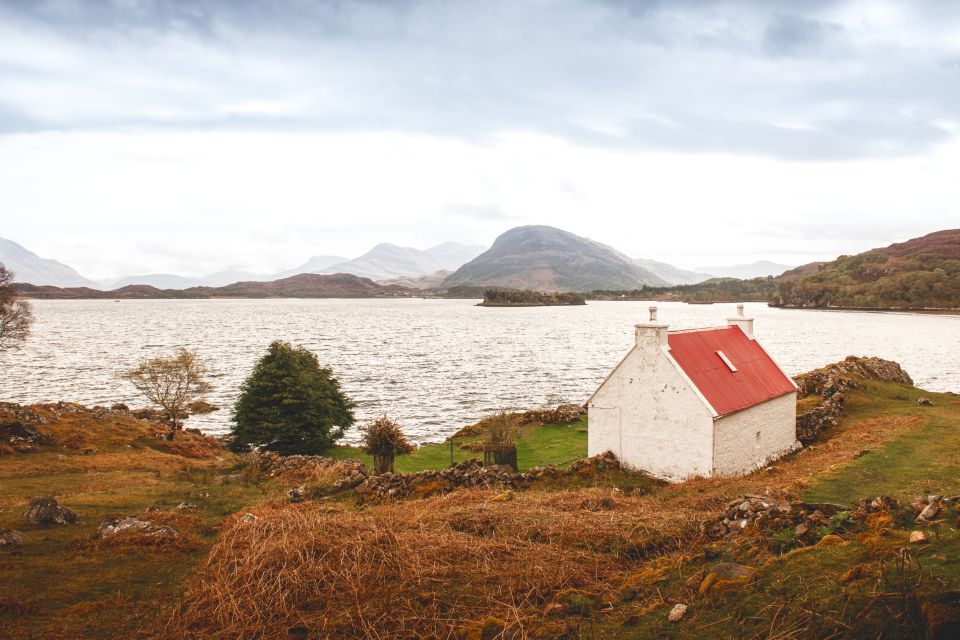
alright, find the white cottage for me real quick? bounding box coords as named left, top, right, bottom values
left=587, top=305, right=798, bottom=481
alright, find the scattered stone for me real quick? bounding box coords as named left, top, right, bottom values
left=288, top=485, right=308, bottom=503
left=0, top=529, right=28, bottom=547
left=98, top=517, right=153, bottom=537
left=491, top=490, right=514, bottom=502
left=917, top=501, right=943, bottom=523
left=910, top=531, right=929, bottom=544
left=177, top=502, right=198, bottom=511
left=543, top=602, right=567, bottom=617
left=23, top=497, right=79, bottom=526
left=240, top=513, right=258, bottom=523
left=668, top=603, right=688, bottom=623
left=918, top=396, right=935, bottom=406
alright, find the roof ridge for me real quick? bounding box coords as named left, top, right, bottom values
left=668, top=325, right=731, bottom=334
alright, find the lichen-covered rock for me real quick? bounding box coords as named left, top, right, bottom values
left=97, top=516, right=179, bottom=539
left=0, top=529, right=28, bottom=547
left=98, top=517, right=152, bottom=537
left=24, top=497, right=79, bottom=526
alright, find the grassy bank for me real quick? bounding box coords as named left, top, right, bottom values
left=326, top=417, right=589, bottom=473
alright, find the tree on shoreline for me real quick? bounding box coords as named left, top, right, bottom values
left=230, top=341, right=355, bottom=455
left=123, top=348, right=212, bottom=440
left=0, top=263, right=34, bottom=352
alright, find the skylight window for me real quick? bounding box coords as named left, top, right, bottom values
left=717, top=350, right=738, bottom=372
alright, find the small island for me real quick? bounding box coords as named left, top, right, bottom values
left=478, top=288, right=586, bottom=307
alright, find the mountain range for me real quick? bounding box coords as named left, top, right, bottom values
left=282, top=242, right=485, bottom=282
left=3, top=228, right=792, bottom=292
left=0, top=238, right=100, bottom=288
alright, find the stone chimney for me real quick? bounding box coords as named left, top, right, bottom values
left=727, top=304, right=754, bottom=338
left=635, top=306, right=669, bottom=350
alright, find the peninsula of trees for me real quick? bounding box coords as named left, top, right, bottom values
left=478, top=288, right=586, bottom=307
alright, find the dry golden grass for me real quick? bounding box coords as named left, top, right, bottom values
left=167, top=394, right=940, bottom=640
left=168, top=488, right=711, bottom=639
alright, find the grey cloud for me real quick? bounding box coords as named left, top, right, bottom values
left=761, top=15, right=843, bottom=57
left=0, top=0, right=958, bottom=159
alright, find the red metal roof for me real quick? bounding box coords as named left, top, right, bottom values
left=667, top=326, right=795, bottom=417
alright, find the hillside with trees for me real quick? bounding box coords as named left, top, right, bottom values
left=770, top=229, right=960, bottom=310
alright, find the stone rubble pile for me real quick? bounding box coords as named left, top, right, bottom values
left=1, top=403, right=51, bottom=453
left=704, top=492, right=960, bottom=544
left=354, top=451, right=622, bottom=501
left=793, top=356, right=914, bottom=444
left=251, top=451, right=346, bottom=476
left=913, top=495, right=960, bottom=523
left=701, top=494, right=849, bottom=542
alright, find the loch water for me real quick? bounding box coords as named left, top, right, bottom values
left=2, top=299, right=957, bottom=443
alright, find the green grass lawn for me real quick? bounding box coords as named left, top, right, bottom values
left=803, top=381, right=960, bottom=504
left=325, top=417, right=589, bottom=473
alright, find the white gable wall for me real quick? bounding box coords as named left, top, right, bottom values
left=712, top=391, right=798, bottom=477
left=588, top=346, right=714, bottom=481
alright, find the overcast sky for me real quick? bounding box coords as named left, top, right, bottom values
left=1, top=0, right=959, bottom=279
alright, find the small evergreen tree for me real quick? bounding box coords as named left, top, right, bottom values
left=230, top=341, right=354, bottom=455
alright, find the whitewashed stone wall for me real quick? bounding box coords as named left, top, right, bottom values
left=588, top=346, right=714, bottom=481
left=712, top=391, right=798, bottom=477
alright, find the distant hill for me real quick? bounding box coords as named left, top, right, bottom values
left=442, top=226, right=668, bottom=292
left=317, top=243, right=484, bottom=281
left=772, top=229, right=960, bottom=310
left=273, top=243, right=485, bottom=282
left=109, top=274, right=205, bottom=289
left=633, top=258, right=712, bottom=285
left=420, top=242, right=487, bottom=271
left=16, top=273, right=418, bottom=300
left=695, top=260, right=793, bottom=279
left=270, top=255, right=349, bottom=280
left=378, top=270, right=451, bottom=289
left=0, top=237, right=99, bottom=288
left=109, top=269, right=268, bottom=290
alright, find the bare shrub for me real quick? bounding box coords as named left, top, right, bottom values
left=359, top=415, right=414, bottom=474
left=122, top=348, right=212, bottom=440
left=0, top=263, right=33, bottom=352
